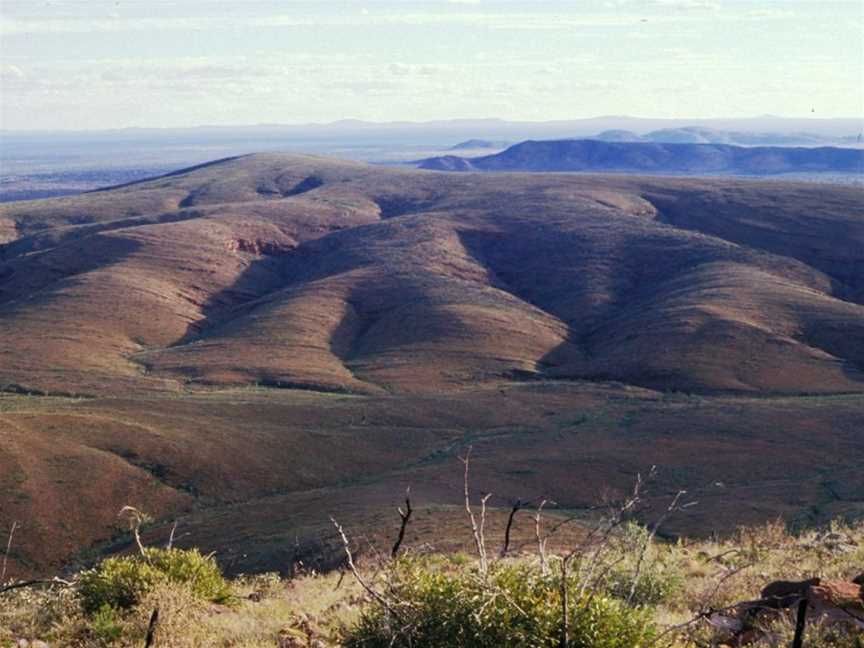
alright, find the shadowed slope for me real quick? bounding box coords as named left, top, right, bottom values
left=1, top=153, right=862, bottom=395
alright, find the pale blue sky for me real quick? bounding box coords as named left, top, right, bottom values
left=0, top=0, right=861, bottom=130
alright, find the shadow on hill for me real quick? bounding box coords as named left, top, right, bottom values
left=0, top=233, right=143, bottom=308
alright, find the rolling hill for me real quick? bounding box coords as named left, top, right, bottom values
left=418, top=139, right=864, bottom=175
left=0, top=153, right=862, bottom=578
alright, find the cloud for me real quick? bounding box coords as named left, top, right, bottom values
left=0, top=6, right=743, bottom=36
left=0, top=64, right=25, bottom=80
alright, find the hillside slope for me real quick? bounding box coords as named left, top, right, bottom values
left=418, top=139, right=864, bottom=175
left=1, top=153, right=863, bottom=577
left=1, top=153, right=862, bottom=396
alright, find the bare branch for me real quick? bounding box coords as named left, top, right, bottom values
left=500, top=499, right=522, bottom=558
left=459, top=446, right=490, bottom=574
left=391, top=488, right=413, bottom=559
left=1, top=521, right=18, bottom=585
left=560, top=552, right=571, bottom=648
left=330, top=516, right=405, bottom=624
left=535, top=499, right=549, bottom=576
left=166, top=520, right=178, bottom=550
left=0, top=576, right=72, bottom=596
left=626, top=489, right=688, bottom=605
left=144, top=608, right=160, bottom=648
left=119, top=506, right=152, bottom=562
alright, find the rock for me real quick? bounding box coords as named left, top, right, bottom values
left=807, top=579, right=864, bottom=631
left=815, top=531, right=859, bottom=553
left=276, top=630, right=306, bottom=648
left=227, top=238, right=295, bottom=256
left=761, top=577, right=820, bottom=608
left=713, top=576, right=864, bottom=646
left=808, top=580, right=864, bottom=607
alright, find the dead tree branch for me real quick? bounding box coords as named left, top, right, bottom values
left=1, top=521, right=18, bottom=585
left=626, top=489, right=690, bottom=605
left=391, top=488, right=413, bottom=559
left=330, top=516, right=405, bottom=624
left=500, top=499, right=522, bottom=558
left=119, top=506, right=152, bottom=563
left=560, top=551, right=573, bottom=648
left=144, top=608, right=160, bottom=647
left=0, top=576, right=73, bottom=596
left=535, top=499, right=550, bottom=576
left=166, top=520, right=178, bottom=550
left=459, top=446, right=491, bottom=574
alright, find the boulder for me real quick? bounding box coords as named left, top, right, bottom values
left=807, top=579, right=864, bottom=629
left=760, top=577, right=820, bottom=608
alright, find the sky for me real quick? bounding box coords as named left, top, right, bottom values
left=0, top=0, right=861, bottom=130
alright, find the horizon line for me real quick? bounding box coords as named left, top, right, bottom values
left=2, top=114, right=864, bottom=136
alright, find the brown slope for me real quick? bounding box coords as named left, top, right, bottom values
left=2, top=385, right=863, bottom=578
left=0, top=154, right=862, bottom=579
left=0, top=153, right=862, bottom=398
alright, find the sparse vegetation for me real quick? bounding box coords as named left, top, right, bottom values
left=77, top=547, right=232, bottom=614
left=1, top=519, right=862, bottom=646
left=345, top=558, right=655, bottom=647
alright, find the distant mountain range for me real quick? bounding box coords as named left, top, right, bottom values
left=418, top=139, right=864, bottom=175
left=588, top=126, right=860, bottom=147
left=449, top=139, right=513, bottom=150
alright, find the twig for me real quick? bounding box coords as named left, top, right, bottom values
left=330, top=516, right=405, bottom=624
left=479, top=493, right=491, bottom=565
left=119, top=506, right=152, bottom=563
left=391, top=488, right=413, bottom=559
left=791, top=598, right=807, bottom=648
left=574, top=471, right=647, bottom=598
left=1, top=521, right=18, bottom=585
left=500, top=499, right=522, bottom=558
left=0, top=576, right=73, bottom=596
left=535, top=499, right=549, bottom=576
left=459, top=447, right=491, bottom=574
left=333, top=569, right=346, bottom=591
left=560, top=552, right=572, bottom=648
left=166, top=520, right=178, bottom=550
left=649, top=561, right=756, bottom=646
left=144, top=608, right=159, bottom=647
left=626, top=489, right=689, bottom=605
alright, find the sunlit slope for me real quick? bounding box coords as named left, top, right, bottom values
left=1, top=153, right=863, bottom=395
left=2, top=386, right=863, bottom=577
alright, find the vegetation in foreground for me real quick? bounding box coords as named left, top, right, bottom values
left=2, top=509, right=862, bottom=647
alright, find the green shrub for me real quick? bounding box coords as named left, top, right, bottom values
left=600, top=524, right=684, bottom=606
left=78, top=547, right=232, bottom=614
left=344, top=559, right=655, bottom=647
left=89, top=603, right=123, bottom=644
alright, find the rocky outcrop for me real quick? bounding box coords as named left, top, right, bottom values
left=712, top=575, right=864, bottom=646
left=226, top=238, right=296, bottom=256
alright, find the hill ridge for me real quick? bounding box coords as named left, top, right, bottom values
left=417, top=139, right=864, bottom=175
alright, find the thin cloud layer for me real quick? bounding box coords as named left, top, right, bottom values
left=0, top=0, right=859, bottom=129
